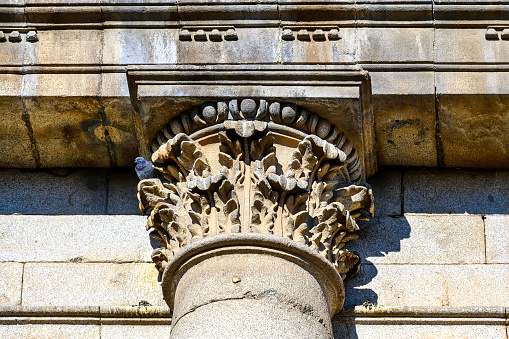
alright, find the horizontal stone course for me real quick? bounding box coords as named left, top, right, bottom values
left=22, top=263, right=165, bottom=307
left=0, top=324, right=100, bottom=339
left=350, top=214, right=485, bottom=264
left=0, top=263, right=23, bottom=306
left=344, top=264, right=509, bottom=308
left=0, top=215, right=152, bottom=262
left=403, top=169, right=509, bottom=214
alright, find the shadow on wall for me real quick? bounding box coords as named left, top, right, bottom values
left=0, top=168, right=141, bottom=215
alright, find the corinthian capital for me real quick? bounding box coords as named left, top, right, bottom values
left=138, top=98, right=374, bottom=280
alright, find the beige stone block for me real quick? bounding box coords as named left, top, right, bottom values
left=437, top=95, right=509, bottom=168
left=101, top=324, right=171, bottom=339
left=0, top=215, right=152, bottom=262
left=334, top=323, right=507, bottom=339
left=485, top=216, right=509, bottom=264
left=436, top=28, right=509, bottom=64
left=22, top=263, right=165, bottom=307
left=0, top=263, right=23, bottom=306
left=367, top=168, right=401, bottom=217
left=281, top=28, right=356, bottom=64
left=23, top=96, right=110, bottom=168
left=0, top=36, right=25, bottom=65
left=437, top=72, right=509, bottom=95
left=404, top=169, right=509, bottom=214
left=357, top=28, right=433, bottom=62
left=350, top=215, right=485, bottom=264
left=345, top=264, right=509, bottom=307
left=370, top=72, right=435, bottom=95
left=177, top=27, right=278, bottom=64
left=24, top=30, right=102, bottom=65
left=0, top=324, right=100, bottom=339
left=22, top=73, right=100, bottom=97
left=102, top=29, right=178, bottom=65
left=374, top=95, right=437, bottom=167
left=0, top=169, right=107, bottom=214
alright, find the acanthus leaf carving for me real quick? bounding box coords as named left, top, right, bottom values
left=138, top=99, right=374, bottom=278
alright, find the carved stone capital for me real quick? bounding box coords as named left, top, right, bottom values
left=138, top=98, right=373, bottom=288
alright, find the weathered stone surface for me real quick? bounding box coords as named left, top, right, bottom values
left=333, top=323, right=508, bottom=339
left=374, top=95, right=437, bottom=167
left=22, top=263, right=165, bottom=307
left=107, top=169, right=141, bottom=215
left=281, top=27, right=356, bottom=64
left=0, top=324, right=100, bottom=339
left=0, top=169, right=107, bottom=214
left=0, top=215, right=152, bottom=262
left=0, top=34, right=25, bottom=65
left=0, top=263, right=23, bottom=306
left=485, top=215, right=509, bottom=264
left=24, top=30, right=102, bottom=65
left=403, top=169, right=509, bottom=214
left=177, top=28, right=278, bottom=64
left=101, top=325, right=171, bottom=339
left=437, top=95, right=509, bottom=168
left=357, top=28, right=433, bottom=62
left=366, top=168, right=401, bottom=217
left=370, top=72, right=435, bottom=96
left=350, top=214, right=485, bottom=264
left=102, top=29, right=178, bottom=65
left=344, top=264, right=509, bottom=307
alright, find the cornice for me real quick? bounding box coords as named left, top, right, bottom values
left=1, top=1, right=509, bottom=28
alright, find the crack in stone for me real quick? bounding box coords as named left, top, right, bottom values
left=173, top=289, right=331, bottom=337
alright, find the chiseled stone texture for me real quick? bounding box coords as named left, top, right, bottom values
left=0, top=169, right=107, bottom=215
left=350, top=214, right=485, bottom=264
left=0, top=263, right=23, bottom=306
left=344, top=264, right=509, bottom=307
left=403, top=169, right=509, bottom=214
left=22, top=263, right=165, bottom=307
left=101, top=325, right=171, bottom=339
left=333, top=323, right=508, bottom=339
left=0, top=324, right=100, bottom=339
left=366, top=168, right=401, bottom=217
left=0, top=215, right=152, bottom=262
left=485, top=215, right=509, bottom=264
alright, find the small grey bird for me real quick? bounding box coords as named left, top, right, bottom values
left=135, top=157, right=155, bottom=180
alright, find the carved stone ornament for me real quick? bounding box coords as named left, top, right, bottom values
left=137, top=98, right=374, bottom=282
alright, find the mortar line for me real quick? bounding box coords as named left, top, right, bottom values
left=482, top=215, right=487, bottom=264
left=19, top=262, right=25, bottom=306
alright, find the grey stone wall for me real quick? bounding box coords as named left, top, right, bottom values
left=0, top=167, right=507, bottom=338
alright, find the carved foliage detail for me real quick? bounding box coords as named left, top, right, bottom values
left=139, top=100, right=373, bottom=279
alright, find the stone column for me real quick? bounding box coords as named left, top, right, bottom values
left=137, top=99, right=374, bottom=338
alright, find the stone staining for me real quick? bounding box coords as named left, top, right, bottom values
left=179, top=26, right=238, bottom=42
left=282, top=26, right=341, bottom=42
left=138, top=98, right=374, bottom=280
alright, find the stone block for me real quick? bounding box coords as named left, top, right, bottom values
left=370, top=72, right=435, bottom=95
left=22, top=73, right=100, bottom=97
left=437, top=73, right=509, bottom=95
left=485, top=215, right=509, bottom=264
left=281, top=27, right=356, bottom=64
left=24, top=30, right=102, bottom=65
left=177, top=28, right=278, bottom=64
left=435, top=28, right=509, bottom=64
left=0, top=263, right=23, bottom=306
left=22, top=263, right=165, bottom=307
left=0, top=324, right=100, bottom=339
left=403, top=169, right=509, bottom=214
left=0, top=215, right=152, bottom=262
left=333, top=323, right=507, bottom=339
left=350, top=215, right=485, bottom=264
left=101, top=325, right=171, bottom=339
left=107, top=169, right=141, bottom=215
left=437, top=94, right=509, bottom=168
left=0, top=34, right=25, bottom=65
left=0, top=169, right=107, bottom=214
left=367, top=168, right=401, bottom=217
left=357, top=28, right=433, bottom=62
left=102, top=29, right=178, bottom=65
left=344, top=264, right=509, bottom=307
left=374, top=95, right=437, bottom=167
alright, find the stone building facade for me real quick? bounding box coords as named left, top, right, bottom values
left=0, top=1, right=508, bottom=338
